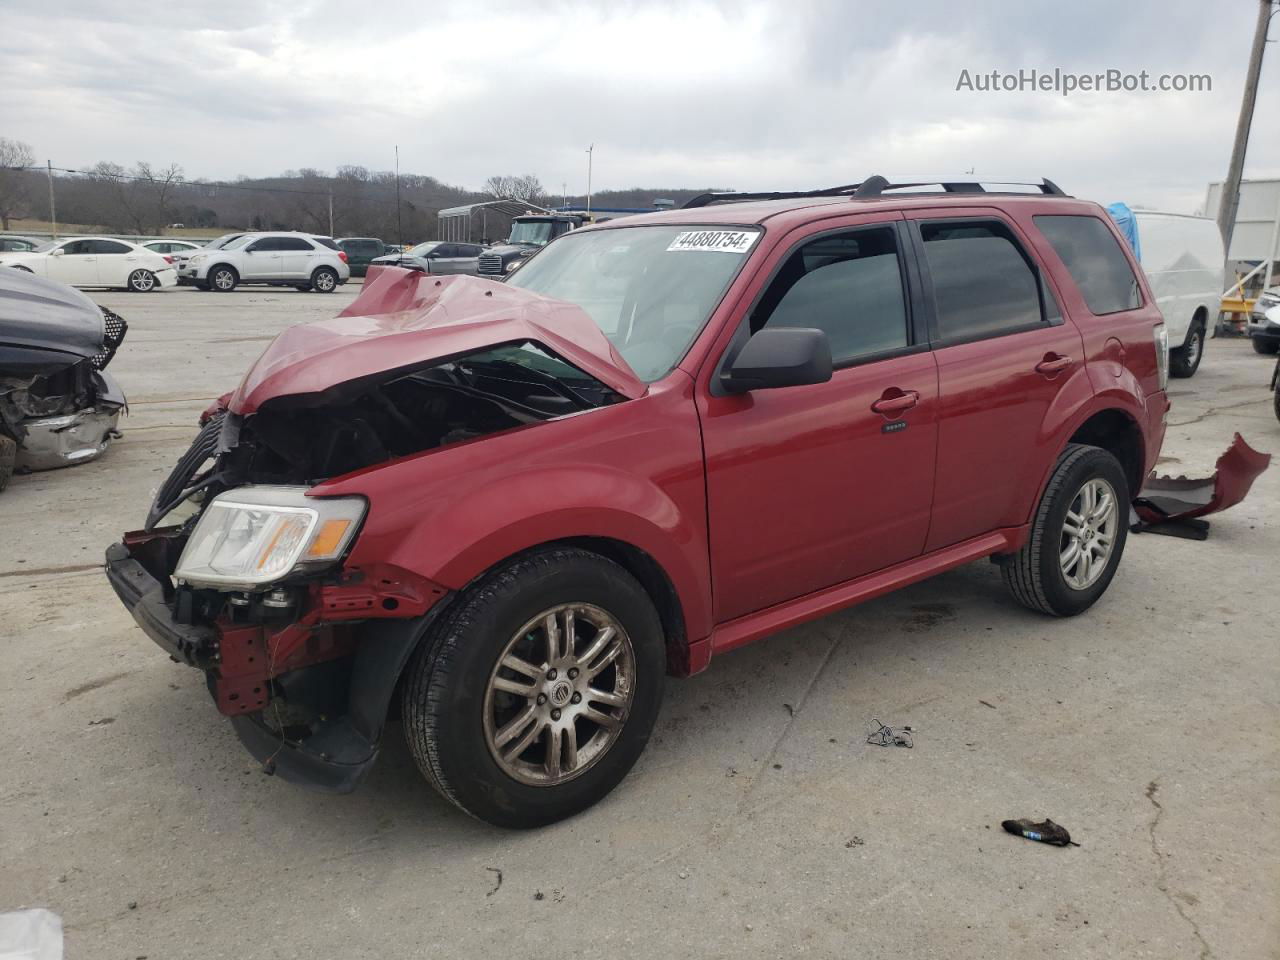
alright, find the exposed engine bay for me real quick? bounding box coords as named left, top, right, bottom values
left=147, top=340, right=623, bottom=529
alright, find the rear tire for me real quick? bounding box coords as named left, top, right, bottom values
left=310, top=267, right=339, bottom=293
left=1252, top=337, right=1279, bottom=355
left=208, top=265, right=238, bottom=292
left=1002, top=444, right=1129, bottom=617
left=126, top=268, right=156, bottom=293
left=0, top=434, right=16, bottom=493
left=401, top=548, right=665, bottom=828
left=1170, top=321, right=1204, bottom=377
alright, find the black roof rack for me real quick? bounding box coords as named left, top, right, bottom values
left=681, top=175, right=1068, bottom=208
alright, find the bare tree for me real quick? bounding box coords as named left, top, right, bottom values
left=135, top=162, right=184, bottom=231
left=0, top=137, right=36, bottom=230
left=484, top=173, right=546, bottom=205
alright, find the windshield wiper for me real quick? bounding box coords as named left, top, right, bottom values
left=461, top=359, right=594, bottom=410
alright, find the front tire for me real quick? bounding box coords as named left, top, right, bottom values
left=0, top=434, right=16, bottom=493
left=310, top=267, right=339, bottom=293
left=1002, top=444, right=1129, bottom=617
left=1170, top=321, right=1204, bottom=377
left=401, top=548, right=665, bottom=828
left=1253, top=337, right=1280, bottom=355
left=126, top=268, right=156, bottom=293
left=208, top=265, right=238, bottom=292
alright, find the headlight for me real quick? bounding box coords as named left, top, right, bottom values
left=174, top=486, right=365, bottom=590
left=1154, top=323, right=1169, bottom=390
left=188, top=254, right=206, bottom=265
left=504, top=259, right=524, bottom=274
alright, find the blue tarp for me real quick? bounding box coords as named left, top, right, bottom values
left=1106, top=202, right=1141, bottom=262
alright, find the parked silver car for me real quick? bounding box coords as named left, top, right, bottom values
left=369, top=241, right=485, bottom=275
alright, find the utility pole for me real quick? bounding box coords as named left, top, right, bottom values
left=328, top=187, right=334, bottom=238
left=47, top=160, right=57, bottom=239
left=1217, top=0, right=1274, bottom=255
left=585, top=144, right=594, bottom=218
left=394, top=145, right=403, bottom=246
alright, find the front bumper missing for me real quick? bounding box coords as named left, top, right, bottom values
left=105, top=536, right=448, bottom=793
left=14, top=370, right=126, bottom=471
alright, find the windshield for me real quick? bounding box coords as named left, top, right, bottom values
left=506, top=224, right=761, bottom=381
left=508, top=221, right=558, bottom=247
left=406, top=242, right=442, bottom=257
left=207, top=234, right=244, bottom=250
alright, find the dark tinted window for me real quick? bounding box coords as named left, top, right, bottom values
left=277, top=237, right=315, bottom=251
left=311, top=237, right=339, bottom=250
left=458, top=244, right=483, bottom=256
left=752, top=227, right=909, bottom=363
left=1034, top=215, right=1142, bottom=315
left=92, top=240, right=131, bottom=254
left=920, top=221, right=1042, bottom=340
left=246, top=237, right=280, bottom=252
left=63, top=240, right=94, bottom=255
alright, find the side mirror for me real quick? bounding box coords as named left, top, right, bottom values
left=721, top=328, right=833, bottom=394
left=50, top=248, right=65, bottom=256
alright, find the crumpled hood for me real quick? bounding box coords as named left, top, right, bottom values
left=228, top=267, right=646, bottom=415
left=0, top=267, right=105, bottom=364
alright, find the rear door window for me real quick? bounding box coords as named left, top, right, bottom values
left=1033, top=214, right=1142, bottom=315
left=91, top=240, right=131, bottom=255
left=752, top=226, right=910, bottom=364
left=917, top=220, right=1045, bottom=342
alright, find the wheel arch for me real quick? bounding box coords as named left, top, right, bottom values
left=1065, top=407, right=1145, bottom=496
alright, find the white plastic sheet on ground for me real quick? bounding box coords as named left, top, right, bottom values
left=0, top=910, right=63, bottom=960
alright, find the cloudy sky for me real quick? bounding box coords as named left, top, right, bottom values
left=2, top=0, right=1276, bottom=212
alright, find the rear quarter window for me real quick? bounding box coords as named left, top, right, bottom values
left=312, top=237, right=340, bottom=250
left=1034, top=215, right=1142, bottom=315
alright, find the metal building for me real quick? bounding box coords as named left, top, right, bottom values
left=437, top=199, right=553, bottom=245
left=1205, top=178, right=1280, bottom=291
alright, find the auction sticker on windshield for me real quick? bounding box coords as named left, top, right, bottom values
left=666, top=230, right=759, bottom=254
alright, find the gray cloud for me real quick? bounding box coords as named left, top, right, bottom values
left=1, top=0, right=1275, bottom=212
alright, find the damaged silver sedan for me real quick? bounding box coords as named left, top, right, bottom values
left=0, top=269, right=127, bottom=491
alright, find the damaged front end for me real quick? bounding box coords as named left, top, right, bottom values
left=105, top=269, right=641, bottom=790
left=0, top=270, right=127, bottom=487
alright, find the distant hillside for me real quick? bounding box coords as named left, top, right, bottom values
left=8, top=163, right=725, bottom=241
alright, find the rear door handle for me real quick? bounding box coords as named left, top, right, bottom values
left=1035, top=354, right=1074, bottom=376
left=871, top=389, right=920, bottom=416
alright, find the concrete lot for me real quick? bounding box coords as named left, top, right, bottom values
left=2, top=285, right=1277, bottom=959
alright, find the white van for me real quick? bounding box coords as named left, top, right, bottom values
left=1133, top=211, right=1223, bottom=378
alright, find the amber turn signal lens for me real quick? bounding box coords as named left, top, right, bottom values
left=306, top=519, right=353, bottom=558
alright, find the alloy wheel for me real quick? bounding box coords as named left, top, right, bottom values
left=314, top=271, right=336, bottom=291
left=483, top=603, right=635, bottom=786
left=213, top=269, right=235, bottom=291
left=1060, top=477, right=1117, bottom=590
left=130, top=269, right=154, bottom=292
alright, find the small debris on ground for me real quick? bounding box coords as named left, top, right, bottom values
left=484, top=866, right=503, bottom=896
left=844, top=836, right=864, bottom=848
left=866, top=719, right=913, bottom=748
left=978, top=700, right=997, bottom=709
left=1001, top=818, right=1079, bottom=847
left=533, top=891, right=545, bottom=901
left=782, top=703, right=794, bottom=716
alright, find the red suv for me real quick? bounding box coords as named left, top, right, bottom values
left=107, top=176, right=1170, bottom=827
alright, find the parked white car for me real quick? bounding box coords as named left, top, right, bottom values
left=1132, top=211, right=1224, bottom=378
left=0, top=237, right=177, bottom=292
left=142, top=239, right=203, bottom=258
left=180, top=232, right=350, bottom=292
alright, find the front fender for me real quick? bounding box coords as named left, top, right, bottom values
left=316, top=380, right=712, bottom=644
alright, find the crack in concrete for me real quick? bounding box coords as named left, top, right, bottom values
left=0, top=562, right=103, bottom=579
left=1145, top=779, right=1212, bottom=960
left=1168, top=397, right=1270, bottom=428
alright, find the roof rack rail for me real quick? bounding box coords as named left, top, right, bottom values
left=852, top=175, right=1068, bottom=198
left=681, top=176, right=1068, bottom=208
